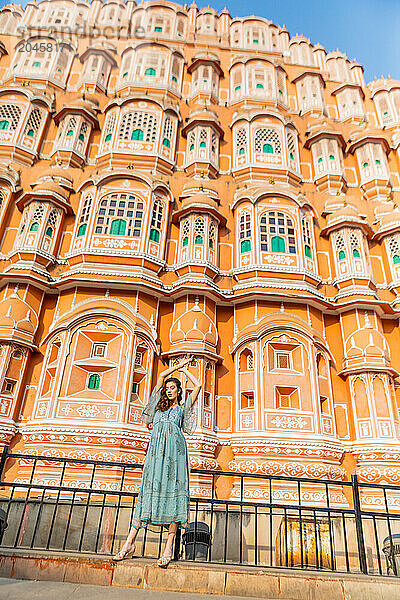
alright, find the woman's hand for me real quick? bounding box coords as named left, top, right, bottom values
left=175, top=356, right=192, bottom=370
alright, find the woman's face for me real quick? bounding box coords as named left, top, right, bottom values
left=165, top=381, right=178, bottom=401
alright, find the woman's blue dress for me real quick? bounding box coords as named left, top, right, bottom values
left=131, top=386, right=196, bottom=529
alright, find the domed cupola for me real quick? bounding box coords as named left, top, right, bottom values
left=170, top=296, right=218, bottom=355
left=342, top=312, right=391, bottom=374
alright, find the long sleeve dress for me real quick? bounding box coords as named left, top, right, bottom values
left=131, top=386, right=197, bottom=530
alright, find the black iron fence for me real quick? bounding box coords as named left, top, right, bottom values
left=0, top=446, right=400, bottom=577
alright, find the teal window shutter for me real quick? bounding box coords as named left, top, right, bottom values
left=30, top=222, right=39, bottom=232
left=145, top=67, right=156, bottom=75
left=240, top=239, right=251, bottom=253
left=183, top=236, right=189, bottom=246
left=271, top=236, right=285, bottom=252
left=110, top=219, right=126, bottom=235
left=131, top=129, right=144, bottom=141
left=0, top=120, right=9, bottom=130
left=77, top=223, right=87, bottom=237
left=45, top=227, right=53, bottom=237
left=105, top=133, right=112, bottom=142
left=162, top=138, right=170, bottom=147
left=393, top=255, right=400, bottom=264
left=338, top=250, right=346, bottom=260
left=88, top=373, right=100, bottom=389
left=262, top=143, right=273, bottom=154
left=352, top=248, right=360, bottom=258
left=150, top=228, right=160, bottom=242
left=305, top=245, right=311, bottom=258
left=194, top=235, right=203, bottom=245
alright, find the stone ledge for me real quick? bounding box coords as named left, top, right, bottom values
left=0, top=548, right=399, bottom=600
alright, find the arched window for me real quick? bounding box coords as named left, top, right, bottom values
left=118, top=111, right=158, bottom=143
left=236, top=127, right=248, bottom=159
left=181, top=218, right=190, bottom=247
left=302, top=217, right=313, bottom=259
left=76, top=194, right=92, bottom=240
left=267, top=211, right=296, bottom=254
left=145, top=67, right=156, bottom=76
left=95, top=193, right=144, bottom=237
left=254, top=128, right=282, bottom=154
left=194, top=217, right=205, bottom=245
left=88, top=373, right=100, bottom=389
left=149, top=197, right=164, bottom=243
left=30, top=222, right=39, bottom=232
left=239, top=211, right=252, bottom=253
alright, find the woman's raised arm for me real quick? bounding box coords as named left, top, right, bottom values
left=155, top=357, right=192, bottom=391
left=180, top=367, right=202, bottom=405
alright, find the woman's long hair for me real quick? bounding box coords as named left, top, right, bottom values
left=156, top=377, right=183, bottom=412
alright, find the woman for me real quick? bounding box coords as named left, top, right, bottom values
left=113, top=356, right=201, bottom=568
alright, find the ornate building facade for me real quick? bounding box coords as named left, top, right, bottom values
left=0, top=0, right=399, bottom=506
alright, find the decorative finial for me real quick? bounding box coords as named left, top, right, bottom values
left=280, top=302, right=284, bottom=313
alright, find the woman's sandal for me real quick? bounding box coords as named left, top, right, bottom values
left=112, top=544, right=136, bottom=561
left=157, top=549, right=173, bottom=568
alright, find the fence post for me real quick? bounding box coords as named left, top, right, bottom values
left=351, top=474, right=368, bottom=574
left=0, top=445, right=9, bottom=483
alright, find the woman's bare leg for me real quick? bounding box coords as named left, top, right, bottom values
left=157, top=522, right=178, bottom=567
left=113, top=525, right=139, bottom=560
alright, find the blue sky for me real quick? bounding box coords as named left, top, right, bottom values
left=3, top=0, right=399, bottom=83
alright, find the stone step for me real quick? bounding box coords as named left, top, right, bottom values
left=0, top=548, right=399, bottom=600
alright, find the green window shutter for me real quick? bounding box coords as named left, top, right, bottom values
left=393, top=255, right=400, bottom=264
left=199, top=141, right=206, bottom=148
left=194, top=235, right=203, bottom=245
left=329, top=154, right=335, bottom=160
left=352, top=248, right=360, bottom=258
left=240, top=239, right=251, bottom=253
left=33, top=61, right=41, bottom=67
left=122, top=71, right=128, bottom=78
left=305, top=245, right=311, bottom=258
left=376, top=159, right=381, bottom=165
left=262, top=143, right=273, bottom=154
left=66, top=130, right=74, bottom=137
left=363, top=161, right=369, bottom=167
left=45, top=227, right=53, bottom=237
left=256, top=83, right=264, bottom=89
left=289, top=152, right=294, bottom=160
left=209, top=238, right=213, bottom=249
left=79, top=133, right=84, bottom=141
left=131, top=129, right=144, bottom=141
left=88, top=373, right=100, bottom=389
left=183, top=236, right=189, bottom=246
left=271, top=236, right=285, bottom=252
left=239, top=147, right=245, bottom=155
left=30, top=222, right=39, bottom=232
left=338, top=250, right=346, bottom=260
left=235, top=85, right=241, bottom=91
left=150, top=228, right=160, bottom=242
left=189, top=143, right=194, bottom=151
left=110, top=218, right=126, bottom=235
left=318, top=157, right=323, bottom=163
left=154, top=26, right=162, bottom=32
left=162, top=138, right=170, bottom=147
left=77, top=223, right=87, bottom=237
left=27, top=129, right=34, bottom=137
left=172, top=75, right=177, bottom=82
left=145, top=67, right=156, bottom=75
left=105, top=133, right=112, bottom=142
left=0, top=120, right=9, bottom=130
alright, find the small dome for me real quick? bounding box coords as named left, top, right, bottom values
left=0, top=291, right=37, bottom=334
left=345, top=313, right=389, bottom=363
left=170, top=299, right=218, bottom=348
left=181, top=192, right=218, bottom=211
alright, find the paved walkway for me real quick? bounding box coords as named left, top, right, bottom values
left=0, top=578, right=266, bottom=600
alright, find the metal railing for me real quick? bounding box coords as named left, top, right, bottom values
left=0, top=445, right=399, bottom=577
